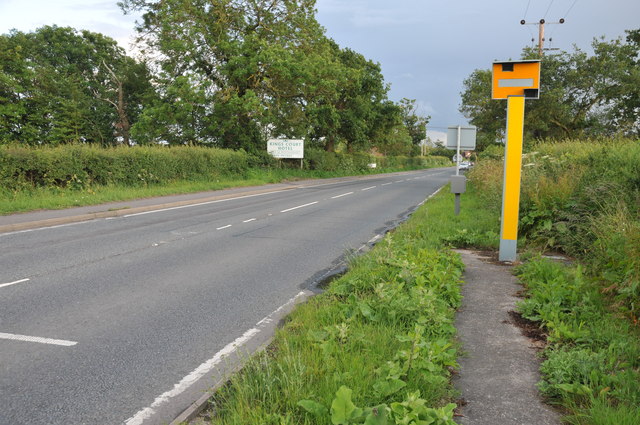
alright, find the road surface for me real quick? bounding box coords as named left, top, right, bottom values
left=0, top=168, right=452, bottom=424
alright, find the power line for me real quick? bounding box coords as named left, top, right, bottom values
left=544, top=0, right=556, bottom=19
left=564, top=0, right=579, bottom=18
left=523, top=0, right=532, bottom=20
left=546, top=0, right=578, bottom=47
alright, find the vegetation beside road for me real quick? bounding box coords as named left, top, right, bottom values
left=0, top=144, right=450, bottom=214
left=192, top=181, right=497, bottom=424
left=195, top=137, right=639, bottom=425
left=468, top=137, right=640, bottom=424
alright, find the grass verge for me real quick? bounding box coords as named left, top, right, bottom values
left=194, top=184, right=498, bottom=424
left=193, top=172, right=639, bottom=425
left=0, top=164, right=441, bottom=215
left=515, top=257, right=640, bottom=424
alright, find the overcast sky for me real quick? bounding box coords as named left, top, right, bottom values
left=1, top=0, right=639, bottom=142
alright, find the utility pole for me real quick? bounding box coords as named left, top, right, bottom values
left=521, top=18, right=565, bottom=57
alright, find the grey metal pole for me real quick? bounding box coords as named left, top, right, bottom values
left=455, top=193, right=461, bottom=215
left=456, top=125, right=461, bottom=176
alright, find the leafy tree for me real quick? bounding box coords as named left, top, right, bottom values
left=121, top=0, right=398, bottom=153
left=398, top=98, right=429, bottom=145
left=0, top=26, right=154, bottom=145
left=305, top=43, right=392, bottom=152
left=121, top=0, right=326, bottom=151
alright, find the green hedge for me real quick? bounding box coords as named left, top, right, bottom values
left=0, top=145, right=451, bottom=192
left=0, top=145, right=250, bottom=191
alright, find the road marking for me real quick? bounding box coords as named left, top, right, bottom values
left=280, top=201, right=318, bottom=213
left=216, top=225, right=232, bottom=230
left=1, top=221, right=92, bottom=237
left=123, top=190, right=290, bottom=218
left=331, top=192, right=353, bottom=199
left=124, top=290, right=309, bottom=425
left=0, top=278, right=29, bottom=289
left=243, top=218, right=256, bottom=223
left=394, top=180, right=404, bottom=183
left=0, top=332, right=77, bottom=347
left=381, top=182, right=393, bottom=186
left=361, top=186, right=376, bottom=191
left=418, top=185, right=444, bottom=206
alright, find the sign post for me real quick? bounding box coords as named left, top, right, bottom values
left=492, top=60, right=541, bottom=261
left=446, top=126, right=476, bottom=216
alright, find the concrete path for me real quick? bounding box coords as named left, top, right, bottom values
left=453, top=250, right=560, bottom=425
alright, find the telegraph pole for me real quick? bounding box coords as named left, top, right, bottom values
left=521, top=18, right=565, bottom=57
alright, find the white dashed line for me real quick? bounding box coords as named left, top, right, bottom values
left=331, top=192, right=354, bottom=199
left=0, top=278, right=29, bottom=289
left=361, top=186, right=376, bottom=191
left=381, top=182, right=393, bottom=186
left=216, top=225, right=232, bottom=230
left=394, top=180, right=404, bottom=183
left=0, top=332, right=77, bottom=347
left=280, top=202, right=318, bottom=213
left=243, top=218, right=256, bottom=223
left=123, top=190, right=290, bottom=218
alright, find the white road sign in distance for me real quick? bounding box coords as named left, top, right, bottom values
left=267, top=139, right=304, bottom=159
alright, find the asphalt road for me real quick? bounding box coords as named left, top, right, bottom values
left=0, top=168, right=453, bottom=424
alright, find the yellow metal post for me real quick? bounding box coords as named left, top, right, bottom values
left=499, top=95, right=525, bottom=261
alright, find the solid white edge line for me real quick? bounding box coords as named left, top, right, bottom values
left=124, top=291, right=308, bottom=425
left=0, top=332, right=77, bottom=347
left=331, top=192, right=353, bottom=199
left=361, top=186, right=376, bottom=191
left=418, top=185, right=444, bottom=207
left=280, top=201, right=318, bottom=213
left=0, top=278, right=30, bottom=289
left=1, top=220, right=92, bottom=236
left=216, top=225, right=232, bottom=230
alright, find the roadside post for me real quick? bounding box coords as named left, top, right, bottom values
left=446, top=126, right=476, bottom=215
left=450, top=175, right=466, bottom=215
left=492, top=60, right=541, bottom=261
left=267, top=139, right=304, bottom=169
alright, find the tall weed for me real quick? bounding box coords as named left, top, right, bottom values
left=469, top=137, right=640, bottom=318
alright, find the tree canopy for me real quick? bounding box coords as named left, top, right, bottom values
left=0, top=26, right=154, bottom=146
left=0, top=3, right=429, bottom=154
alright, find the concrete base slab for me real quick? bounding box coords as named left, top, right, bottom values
left=453, top=250, right=560, bottom=425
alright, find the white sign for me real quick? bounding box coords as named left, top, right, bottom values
left=446, top=126, right=477, bottom=150
left=267, top=139, right=304, bottom=159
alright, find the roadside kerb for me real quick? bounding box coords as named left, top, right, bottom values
left=167, top=290, right=315, bottom=425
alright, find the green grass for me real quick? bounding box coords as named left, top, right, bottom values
left=466, top=137, right=640, bottom=424
left=0, top=164, right=442, bottom=215
left=193, top=148, right=640, bottom=424
left=515, top=258, right=640, bottom=425
left=192, top=185, right=500, bottom=424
